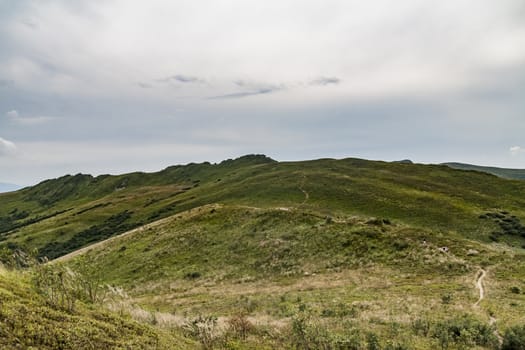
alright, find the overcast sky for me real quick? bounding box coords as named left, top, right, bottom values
left=1, top=0, right=524, bottom=185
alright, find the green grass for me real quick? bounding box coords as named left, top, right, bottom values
left=59, top=204, right=525, bottom=349
left=1, top=156, right=525, bottom=260
left=0, top=267, right=196, bottom=349
left=2, top=155, right=525, bottom=349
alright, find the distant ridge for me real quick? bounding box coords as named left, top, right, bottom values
left=443, top=162, right=525, bottom=180
left=0, top=182, right=21, bottom=193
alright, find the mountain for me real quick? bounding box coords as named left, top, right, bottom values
left=1, top=155, right=525, bottom=349
left=0, top=182, right=21, bottom=193
left=443, top=162, right=525, bottom=180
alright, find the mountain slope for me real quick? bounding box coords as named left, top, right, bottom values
left=2, top=155, right=525, bottom=349
left=443, top=162, right=525, bottom=180
left=61, top=204, right=525, bottom=349
left=1, top=155, right=525, bottom=260
left=0, top=267, right=195, bottom=349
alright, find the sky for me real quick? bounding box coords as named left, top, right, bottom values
left=1, top=0, right=524, bottom=186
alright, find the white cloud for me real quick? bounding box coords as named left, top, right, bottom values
left=510, top=146, right=524, bottom=156
left=5, top=109, right=55, bottom=125
left=2, top=0, right=524, bottom=101
left=6, top=110, right=19, bottom=119
left=0, top=137, right=17, bottom=156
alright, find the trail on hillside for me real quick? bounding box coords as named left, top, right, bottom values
left=298, top=175, right=309, bottom=205
left=52, top=204, right=222, bottom=263
left=474, top=268, right=486, bottom=307
left=473, top=268, right=503, bottom=346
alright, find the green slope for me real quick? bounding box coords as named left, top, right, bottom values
left=0, top=267, right=195, bottom=349
left=63, top=204, right=525, bottom=349
left=2, top=155, right=525, bottom=349
left=1, top=155, right=525, bottom=260
left=443, top=162, right=525, bottom=181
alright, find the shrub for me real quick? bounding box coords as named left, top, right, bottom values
left=183, top=315, right=220, bottom=350
left=412, top=317, right=431, bottom=336
left=441, top=293, right=453, bottom=305
left=502, top=325, right=525, bottom=350
left=0, top=246, right=38, bottom=269
left=228, top=313, right=254, bottom=340
left=393, top=240, right=409, bottom=251
left=510, top=286, right=521, bottom=294
left=366, top=332, right=380, bottom=350
left=32, top=264, right=79, bottom=312
left=185, top=271, right=201, bottom=280
left=32, top=259, right=108, bottom=312
left=432, top=315, right=498, bottom=349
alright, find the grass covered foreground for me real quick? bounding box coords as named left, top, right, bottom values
left=60, top=204, right=525, bottom=349
left=0, top=265, right=196, bottom=349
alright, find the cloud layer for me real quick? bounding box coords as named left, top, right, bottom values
left=0, top=137, right=16, bottom=156
left=0, top=0, right=524, bottom=184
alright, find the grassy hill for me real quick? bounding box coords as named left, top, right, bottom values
left=443, top=162, right=525, bottom=181
left=61, top=204, right=525, bottom=349
left=0, top=266, right=195, bottom=349
left=1, top=155, right=525, bottom=260
left=2, top=155, right=525, bottom=348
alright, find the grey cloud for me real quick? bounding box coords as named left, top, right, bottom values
left=20, top=20, right=38, bottom=29
left=5, top=109, right=56, bottom=125
left=158, top=75, right=205, bottom=84
left=310, top=77, right=341, bottom=86
left=209, top=80, right=286, bottom=99
left=0, top=137, right=16, bottom=156
left=0, top=79, right=14, bottom=88
left=208, top=88, right=277, bottom=99
left=137, top=82, right=152, bottom=89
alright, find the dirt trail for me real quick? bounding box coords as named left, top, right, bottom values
left=52, top=204, right=222, bottom=263
left=474, top=268, right=486, bottom=307
left=298, top=175, right=309, bottom=205
left=474, top=268, right=503, bottom=346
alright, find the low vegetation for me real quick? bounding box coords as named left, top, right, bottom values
left=0, top=155, right=524, bottom=349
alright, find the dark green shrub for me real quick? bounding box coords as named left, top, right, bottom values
left=366, top=332, right=380, bottom=350
left=184, top=271, right=201, bottom=279
left=412, top=317, right=431, bottom=336
left=432, top=315, right=498, bottom=349
left=502, top=325, right=525, bottom=350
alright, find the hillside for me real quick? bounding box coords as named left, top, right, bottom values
left=1, top=155, right=525, bottom=261
left=0, top=266, right=195, bottom=349
left=443, top=162, right=525, bottom=181
left=60, top=204, right=525, bottom=349
left=2, top=155, right=525, bottom=348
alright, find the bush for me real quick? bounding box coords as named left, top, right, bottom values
left=228, top=313, right=254, bottom=340
left=411, top=317, right=431, bottom=336
left=185, top=271, right=201, bottom=280
left=502, top=325, right=525, bottom=350
left=32, top=259, right=108, bottom=312
left=441, top=293, right=453, bottom=305
left=432, top=315, right=498, bottom=349
left=32, top=264, right=79, bottom=312
left=0, top=246, right=38, bottom=269
left=183, top=315, right=220, bottom=350
left=510, top=286, right=521, bottom=294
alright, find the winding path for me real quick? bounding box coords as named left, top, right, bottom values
left=474, top=268, right=503, bottom=345
left=474, top=268, right=486, bottom=307
left=298, top=175, right=309, bottom=205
